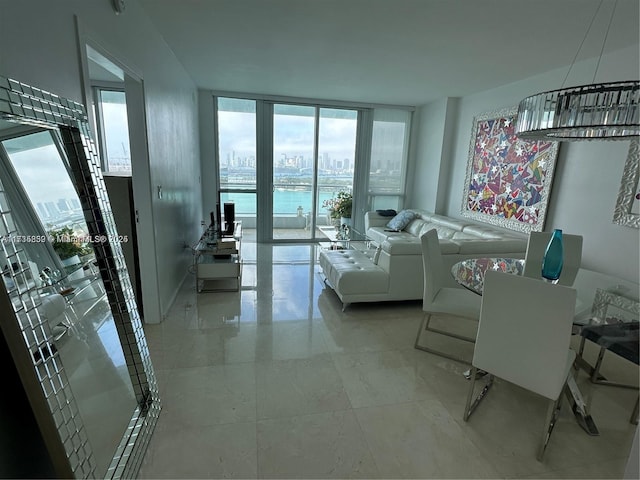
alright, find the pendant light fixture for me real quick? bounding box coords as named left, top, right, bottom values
left=515, top=0, right=639, bottom=141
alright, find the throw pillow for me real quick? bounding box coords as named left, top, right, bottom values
left=376, top=209, right=397, bottom=217
left=386, top=210, right=417, bottom=231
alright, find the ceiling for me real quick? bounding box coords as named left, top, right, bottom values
left=138, top=0, right=640, bottom=106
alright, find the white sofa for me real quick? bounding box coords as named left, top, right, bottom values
left=318, top=209, right=527, bottom=307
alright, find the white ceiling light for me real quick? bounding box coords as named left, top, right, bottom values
left=515, top=0, right=639, bottom=141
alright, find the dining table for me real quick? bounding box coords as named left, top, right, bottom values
left=450, top=256, right=640, bottom=436
left=451, top=257, right=639, bottom=328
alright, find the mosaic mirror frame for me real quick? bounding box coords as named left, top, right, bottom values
left=613, top=138, right=640, bottom=229
left=0, top=75, right=159, bottom=479
left=591, top=288, right=640, bottom=325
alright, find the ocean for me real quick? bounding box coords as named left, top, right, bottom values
left=221, top=189, right=339, bottom=215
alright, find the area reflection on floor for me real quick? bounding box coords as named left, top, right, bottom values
left=192, top=244, right=324, bottom=325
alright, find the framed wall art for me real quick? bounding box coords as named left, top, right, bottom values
left=612, top=138, right=640, bottom=229
left=461, top=106, right=559, bottom=233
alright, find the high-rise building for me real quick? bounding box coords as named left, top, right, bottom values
left=44, top=202, right=59, bottom=218
left=36, top=202, right=49, bottom=219
left=56, top=198, right=70, bottom=213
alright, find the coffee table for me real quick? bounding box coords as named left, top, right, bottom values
left=317, top=225, right=372, bottom=251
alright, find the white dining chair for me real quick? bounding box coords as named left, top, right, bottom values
left=414, top=229, right=482, bottom=364
left=523, top=231, right=583, bottom=286
left=463, top=270, right=577, bottom=461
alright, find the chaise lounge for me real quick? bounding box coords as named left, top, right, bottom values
left=319, top=209, right=528, bottom=308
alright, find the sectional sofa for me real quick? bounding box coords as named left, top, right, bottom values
left=318, top=209, right=528, bottom=308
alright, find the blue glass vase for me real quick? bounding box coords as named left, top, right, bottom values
left=541, top=229, right=564, bottom=283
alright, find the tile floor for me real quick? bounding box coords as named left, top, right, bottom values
left=138, top=243, right=638, bottom=479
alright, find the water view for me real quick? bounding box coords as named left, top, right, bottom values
left=221, top=189, right=338, bottom=215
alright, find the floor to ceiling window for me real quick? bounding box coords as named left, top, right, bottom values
left=270, top=105, right=358, bottom=240
left=214, top=95, right=412, bottom=242
left=272, top=104, right=316, bottom=240
left=368, top=109, right=412, bottom=212
left=315, top=107, right=358, bottom=232
left=216, top=98, right=257, bottom=238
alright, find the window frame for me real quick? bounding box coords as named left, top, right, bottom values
left=91, top=83, right=131, bottom=175
left=212, top=91, right=414, bottom=238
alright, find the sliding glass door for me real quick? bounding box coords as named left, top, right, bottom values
left=271, top=105, right=357, bottom=241
left=272, top=104, right=316, bottom=240
left=215, top=95, right=410, bottom=242
left=316, top=108, right=358, bottom=232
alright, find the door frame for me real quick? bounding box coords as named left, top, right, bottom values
left=76, top=20, right=162, bottom=324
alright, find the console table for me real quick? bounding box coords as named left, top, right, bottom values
left=194, top=222, right=242, bottom=293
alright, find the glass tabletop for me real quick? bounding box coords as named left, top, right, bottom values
left=451, top=257, right=525, bottom=295
left=450, top=257, right=639, bottom=325
left=318, top=225, right=366, bottom=242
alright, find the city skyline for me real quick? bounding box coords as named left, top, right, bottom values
left=218, top=108, right=407, bottom=181
left=36, top=197, right=82, bottom=220
left=221, top=150, right=355, bottom=173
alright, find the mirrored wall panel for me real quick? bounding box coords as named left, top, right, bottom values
left=0, top=76, right=160, bottom=479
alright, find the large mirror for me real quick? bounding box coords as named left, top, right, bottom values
left=0, top=76, right=159, bottom=478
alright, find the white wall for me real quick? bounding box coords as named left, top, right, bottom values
left=411, top=97, right=460, bottom=212
left=0, top=0, right=202, bottom=319
left=412, top=44, right=640, bottom=283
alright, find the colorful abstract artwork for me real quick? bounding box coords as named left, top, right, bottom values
left=461, top=107, right=559, bottom=233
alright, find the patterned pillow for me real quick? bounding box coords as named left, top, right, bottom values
left=386, top=210, right=417, bottom=231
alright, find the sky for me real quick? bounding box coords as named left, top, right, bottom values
left=2, top=134, right=76, bottom=206
left=218, top=110, right=358, bottom=164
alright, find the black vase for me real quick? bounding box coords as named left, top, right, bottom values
left=224, top=202, right=235, bottom=235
